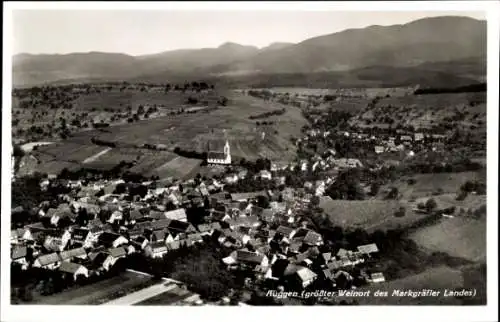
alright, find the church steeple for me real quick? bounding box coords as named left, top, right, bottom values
left=224, top=140, right=230, bottom=156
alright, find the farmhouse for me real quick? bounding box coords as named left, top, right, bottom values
left=164, top=208, right=188, bottom=222
left=33, top=253, right=61, bottom=269
left=11, top=245, right=29, bottom=269
left=294, top=267, right=318, bottom=288
left=59, top=262, right=89, bottom=280
left=60, top=247, right=87, bottom=261
left=145, top=242, right=169, bottom=258
left=207, top=139, right=231, bottom=165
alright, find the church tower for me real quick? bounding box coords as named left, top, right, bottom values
left=224, top=140, right=231, bottom=164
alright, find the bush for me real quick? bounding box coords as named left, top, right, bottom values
left=394, top=207, right=406, bottom=217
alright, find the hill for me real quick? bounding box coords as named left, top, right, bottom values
left=12, top=16, right=486, bottom=87
left=206, top=16, right=485, bottom=75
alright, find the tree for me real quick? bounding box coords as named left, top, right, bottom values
left=425, top=198, right=438, bottom=213
left=310, top=195, right=320, bottom=208
left=370, top=182, right=380, bottom=196
left=385, top=187, right=399, bottom=200
left=256, top=195, right=270, bottom=208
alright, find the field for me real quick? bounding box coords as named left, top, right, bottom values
left=149, top=156, right=203, bottom=180
left=409, top=216, right=486, bottom=262
left=30, top=271, right=156, bottom=305
left=20, top=90, right=307, bottom=177
left=354, top=266, right=466, bottom=305
left=251, top=86, right=414, bottom=98
left=380, top=171, right=486, bottom=200
left=318, top=197, right=428, bottom=232
left=351, top=92, right=486, bottom=130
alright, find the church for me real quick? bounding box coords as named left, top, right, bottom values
left=207, top=139, right=231, bottom=165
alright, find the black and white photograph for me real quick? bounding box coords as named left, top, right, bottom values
left=1, top=1, right=498, bottom=321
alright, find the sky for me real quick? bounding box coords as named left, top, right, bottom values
left=12, top=10, right=486, bottom=56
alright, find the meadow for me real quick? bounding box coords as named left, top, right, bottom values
left=409, top=216, right=486, bottom=262
left=380, top=171, right=486, bottom=200
left=318, top=197, right=428, bottom=232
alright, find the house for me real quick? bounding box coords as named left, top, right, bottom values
left=260, top=209, right=275, bottom=223
left=149, top=210, right=165, bottom=220
left=357, top=243, right=379, bottom=255
left=129, top=209, right=143, bottom=223
left=333, top=158, right=363, bottom=169
left=11, top=245, right=29, bottom=269
left=90, top=252, right=117, bottom=271
left=271, top=162, right=288, bottom=172
left=72, top=228, right=96, bottom=248
left=294, top=266, right=317, bottom=288
left=145, top=242, right=169, bottom=258
left=276, top=226, right=297, bottom=240
left=12, top=228, right=33, bottom=243
left=59, top=247, right=87, bottom=261
left=302, top=231, right=323, bottom=246
left=224, top=250, right=269, bottom=268
left=369, top=272, right=386, bottom=283
left=197, top=223, right=221, bottom=236
left=400, top=135, right=413, bottom=142
left=164, top=208, right=187, bottom=222
left=130, top=236, right=149, bottom=250
left=259, top=170, right=272, bottom=180
left=230, top=191, right=267, bottom=202
left=44, top=230, right=72, bottom=252
left=150, top=219, right=172, bottom=231
left=108, top=210, right=123, bottom=224
left=168, top=220, right=196, bottom=235
left=98, top=232, right=128, bottom=248
left=33, top=252, right=61, bottom=269
left=374, top=146, right=385, bottom=154
left=224, top=174, right=239, bottom=184
left=228, top=215, right=260, bottom=230
left=59, top=262, right=89, bottom=280
left=414, top=133, right=424, bottom=141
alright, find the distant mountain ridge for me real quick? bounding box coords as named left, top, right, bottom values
left=12, top=16, right=486, bottom=87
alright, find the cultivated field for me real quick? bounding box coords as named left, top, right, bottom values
left=409, top=216, right=486, bottom=262
left=30, top=271, right=156, bottom=305
left=149, top=156, right=203, bottom=180
left=49, top=91, right=306, bottom=162
left=318, top=197, right=428, bottom=232
left=355, top=266, right=466, bottom=305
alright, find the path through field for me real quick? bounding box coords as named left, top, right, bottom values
left=82, top=147, right=112, bottom=164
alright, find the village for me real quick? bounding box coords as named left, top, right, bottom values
left=11, top=99, right=489, bottom=305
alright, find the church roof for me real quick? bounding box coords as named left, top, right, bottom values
left=208, top=152, right=227, bottom=160
left=207, top=139, right=229, bottom=152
